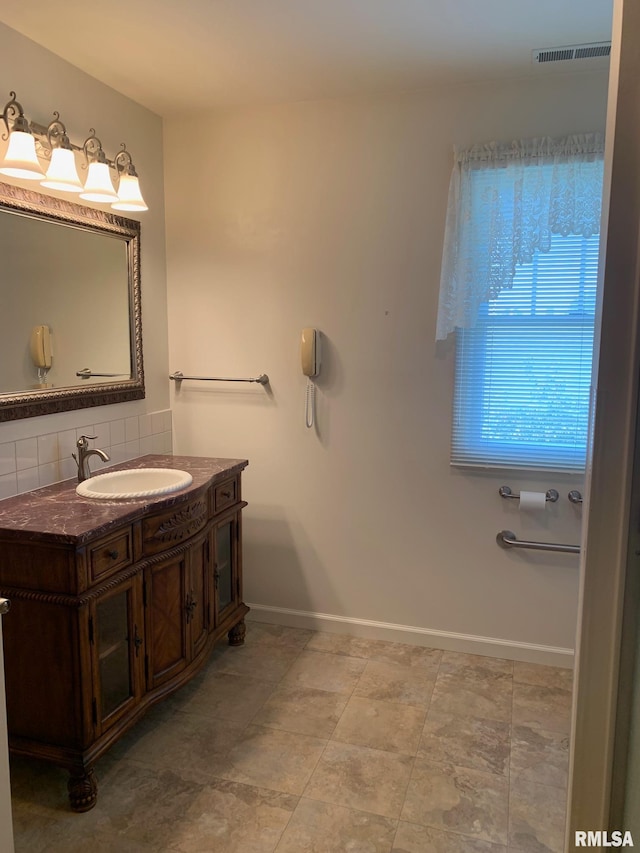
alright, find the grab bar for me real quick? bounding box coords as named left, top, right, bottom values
left=170, top=371, right=269, bottom=385
left=496, top=530, right=580, bottom=555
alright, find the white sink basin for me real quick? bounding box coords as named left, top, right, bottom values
left=76, top=468, right=193, bottom=499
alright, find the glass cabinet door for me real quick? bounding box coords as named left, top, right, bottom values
left=214, top=517, right=237, bottom=623
left=187, top=529, right=210, bottom=659
left=92, top=576, right=143, bottom=733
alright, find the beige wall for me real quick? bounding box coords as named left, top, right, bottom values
left=165, top=71, right=609, bottom=663
left=0, top=22, right=169, bottom=446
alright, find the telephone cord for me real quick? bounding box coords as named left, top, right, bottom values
left=305, top=378, right=315, bottom=429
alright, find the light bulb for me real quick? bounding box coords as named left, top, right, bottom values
left=41, top=147, right=83, bottom=192
left=112, top=173, right=148, bottom=211
left=79, top=161, right=117, bottom=202
left=0, top=130, right=44, bottom=180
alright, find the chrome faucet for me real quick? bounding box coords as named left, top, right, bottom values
left=73, top=435, right=110, bottom=483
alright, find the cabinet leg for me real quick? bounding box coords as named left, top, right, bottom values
left=68, top=768, right=98, bottom=812
left=228, top=619, right=246, bottom=646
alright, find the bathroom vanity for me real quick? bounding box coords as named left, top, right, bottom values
left=0, top=454, right=248, bottom=811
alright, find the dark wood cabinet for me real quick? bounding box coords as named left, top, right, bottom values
left=0, top=455, right=249, bottom=811
left=145, top=547, right=190, bottom=691
left=91, top=574, right=144, bottom=736
left=187, top=527, right=211, bottom=660
left=214, top=517, right=236, bottom=619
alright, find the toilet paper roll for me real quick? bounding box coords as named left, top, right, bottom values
left=519, top=491, right=547, bottom=511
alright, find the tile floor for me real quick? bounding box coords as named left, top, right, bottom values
left=10, top=622, right=573, bottom=852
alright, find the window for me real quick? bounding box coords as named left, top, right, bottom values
left=437, top=135, right=604, bottom=471
left=452, top=231, right=599, bottom=471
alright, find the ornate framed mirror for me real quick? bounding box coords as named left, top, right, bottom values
left=0, top=180, right=144, bottom=421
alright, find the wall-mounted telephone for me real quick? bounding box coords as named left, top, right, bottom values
left=301, top=328, right=321, bottom=428
left=301, top=327, right=320, bottom=377
left=30, top=325, right=52, bottom=369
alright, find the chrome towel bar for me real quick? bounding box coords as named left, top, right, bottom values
left=496, top=530, right=580, bottom=555
left=76, top=368, right=130, bottom=378
left=170, top=371, right=269, bottom=385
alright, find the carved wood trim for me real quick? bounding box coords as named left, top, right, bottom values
left=68, top=768, right=98, bottom=812
left=150, top=501, right=208, bottom=543
left=0, top=538, right=205, bottom=608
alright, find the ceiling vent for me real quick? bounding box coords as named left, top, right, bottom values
left=532, top=42, right=611, bottom=64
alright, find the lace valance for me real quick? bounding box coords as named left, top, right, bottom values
left=436, top=133, right=605, bottom=340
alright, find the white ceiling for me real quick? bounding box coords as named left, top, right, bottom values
left=0, top=0, right=613, bottom=116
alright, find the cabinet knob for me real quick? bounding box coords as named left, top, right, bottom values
left=107, top=549, right=119, bottom=560
left=221, top=490, right=232, bottom=499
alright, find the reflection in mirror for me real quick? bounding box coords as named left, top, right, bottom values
left=0, top=180, right=143, bottom=421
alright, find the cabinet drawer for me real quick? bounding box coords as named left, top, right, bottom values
left=89, top=530, right=134, bottom=582
left=214, top=477, right=238, bottom=514
left=142, top=496, right=208, bottom=555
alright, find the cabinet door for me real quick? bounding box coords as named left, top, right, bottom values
left=213, top=514, right=240, bottom=626
left=187, top=528, right=211, bottom=659
left=90, top=575, right=144, bottom=736
left=145, top=551, right=189, bottom=690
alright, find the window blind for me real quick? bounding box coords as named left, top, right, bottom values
left=452, top=232, right=599, bottom=471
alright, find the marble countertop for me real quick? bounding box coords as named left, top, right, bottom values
left=0, top=454, right=248, bottom=545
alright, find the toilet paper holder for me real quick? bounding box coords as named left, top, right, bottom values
left=498, top=485, right=559, bottom=503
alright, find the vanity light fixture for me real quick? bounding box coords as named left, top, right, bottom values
left=0, top=92, right=45, bottom=180
left=0, top=91, right=148, bottom=210
left=111, top=144, right=148, bottom=211
left=40, top=112, right=83, bottom=192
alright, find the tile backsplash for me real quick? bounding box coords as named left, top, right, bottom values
left=0, top=409, right=173, bottom=500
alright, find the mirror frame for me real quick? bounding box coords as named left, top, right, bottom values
left=0, top=180, right=144, bottom=422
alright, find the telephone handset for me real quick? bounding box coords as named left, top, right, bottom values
left=301, top=328, right=321, bottom=428
left=301, top=327, right=320, bottom=377
left=30, top=325, right=52, bottom=369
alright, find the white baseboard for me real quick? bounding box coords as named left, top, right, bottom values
left=246, top=603, right=574, bottom=668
